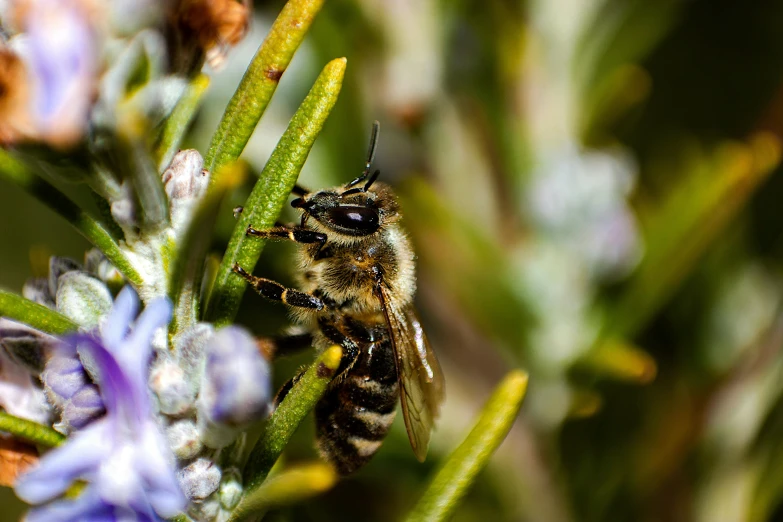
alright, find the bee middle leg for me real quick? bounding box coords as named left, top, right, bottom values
left=259, top=331, right=314, bottom=360
left=232, top=264, right=324, bottom=310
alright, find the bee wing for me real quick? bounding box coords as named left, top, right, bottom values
left=378, top=287, right=445, bottom=462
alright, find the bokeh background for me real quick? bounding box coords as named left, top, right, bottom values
left=4, top=0, right=783, bottom=520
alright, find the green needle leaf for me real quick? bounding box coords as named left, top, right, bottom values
left=156, top=74, right=211, bottom=172
left=204, top=57, right=346, bottom=326
left=243, top=345, right=343, bottom=491
left=228, top=462, right=337, bottom=521
left=0, top=290, right=79, bottom=335
left=0, top=150, right=144, bottom=287
left=204, top=0, right=327, bottom=180
left=0, top=411, right=65, bottom=448
left=405, top=370, right=529, bottom=522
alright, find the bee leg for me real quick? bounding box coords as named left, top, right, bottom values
left=232, top=264, right=324, bottom=310
left=260, top=331, right=314, bottom=360
left=317, top=317, right=361, bottom=378
left=273, top=369, right=305, bottom=407
left=292, top=184, right=309, bottom=196
left=245, top=225, right=327, bottom=253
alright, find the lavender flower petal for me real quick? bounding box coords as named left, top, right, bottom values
left=16, top=286, right=186, bottom=519
left=16, top=427, right=109, bottom=504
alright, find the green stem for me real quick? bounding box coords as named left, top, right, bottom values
left=0, top=151, right=144, bottom=287
left=242, top=346, right=342, bottom=490
left=156, top=74, right=211, bottom=172
left=204, top=58, right=346, bottom=327
left=0, top=411, right=64, bottom=447
left=405, top=371, right=529, bottom=522
left=204, top=0, right=327, bottom=180
left=229, top=463, right=336, bottom=521
left=0, top=290, right=79, bottom=335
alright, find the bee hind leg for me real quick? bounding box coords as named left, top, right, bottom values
left=232, top=264, right=324, bottom=310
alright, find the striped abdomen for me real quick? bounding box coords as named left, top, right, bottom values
left=315, top=339, right=398, bottom=475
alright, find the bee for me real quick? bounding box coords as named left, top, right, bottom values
left=233, top=122, right=445, bottom=474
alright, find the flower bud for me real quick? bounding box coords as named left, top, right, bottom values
left=42, top=348, right=104, bottom=434
left=48, top=256, right=81, bottom=298
left=0, top=346, right=51, bottom=424
left=59, top=386, right=105, bottom=432
left=196, top=326, right=271, bottom=448
left=219, top=467, right=242, bottom=511
left=55, top=271, right=114, bottom=328
left=166, top=419, right=204, bottom=460
left=0, top=318, right=54, bottom=374
left=22, top=277, right=55, bottom=308
left=178, top=457, right=221, bottom=501
left=162, top=149, right=208, bottom=233
left=188, top=496, right=222, bottom=522
left=84, top=248, right=123, bottom=288
left=150, top=356, right=195, bottom=415
left=175, top=322, right=214, bottom=390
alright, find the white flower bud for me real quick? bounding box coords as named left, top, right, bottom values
left=166, top=419, right=204, bottom=460
left=178, top=457, right=221, bottom=501
left=55, top=271, right=114, bottom=328
left=162, top=149, right=209, bottom=233
left=84, top=248, right=123, bottom=287
left=175, top=322, right=214, bottom=391
left=219, top=467, right=243, bottom=511
left=187, top=496, right=222, bottom=522
left=150, top=357, right=195, bottom=415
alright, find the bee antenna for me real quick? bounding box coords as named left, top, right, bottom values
left=346, top=121, right=381, bottom=188
left=363, top=169, right=381, bottom=191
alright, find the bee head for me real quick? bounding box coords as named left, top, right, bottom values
left=291, top=186, right=383, bottom=236
left=290, top=121, right=398, bottom=237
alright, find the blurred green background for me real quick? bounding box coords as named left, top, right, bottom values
left=5, top=0, right=783, bottom=520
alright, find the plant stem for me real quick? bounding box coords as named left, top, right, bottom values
left=405, top=370, right=529, bottom=522
left=204, top=58, right=346, bottom=327
left=156, top=74, right=211, bottom=172
left=168, top=163, right=246, bottom=339
left=204, top=0, right=327, bottom=180
left=0, top=412, right=64, bottom=447
left=0, top=151, right=144, bottom=287
left=0, top=290, right=79, bottom=335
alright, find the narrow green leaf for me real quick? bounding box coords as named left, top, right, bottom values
left=229, top=462, right=337, bottom=521
left=204, top=57, right=346, bottom=326
left=243, top=345, right=342, bottom=490
left=169, top=162, right=246, bottom=338
left=605, top=133, right=780, bottom=339
left=0, top=411, right=64, bottom=447
left=156, top=74, right=211, bottom=172
left=0, top=151, right=144, bottom=287
left=204, top=0, right=327, bottom=179
left=405, top=370, right=529, bottom=522
left=0, top=290, right=79, bottom=335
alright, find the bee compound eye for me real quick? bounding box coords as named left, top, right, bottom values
left=326, top=205, right=380, bottom=234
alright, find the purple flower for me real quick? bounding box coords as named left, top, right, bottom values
left=196, top=326, right=272, bottom=448
left=15, top=287, right=186, bottom=521
left=13, top=0, right=98, bottom=147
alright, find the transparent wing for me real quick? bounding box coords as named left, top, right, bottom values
left=378, top=287, right=445, bottom=462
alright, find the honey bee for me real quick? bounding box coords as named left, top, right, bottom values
left=233, top=122, right=445, bottom=474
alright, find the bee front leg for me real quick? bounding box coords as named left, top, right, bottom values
left=232, top=264, right=324, bottom=310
